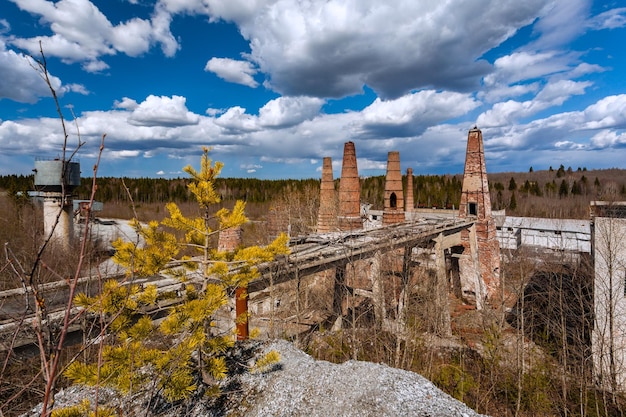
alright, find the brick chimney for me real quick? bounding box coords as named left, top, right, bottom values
left=317, top=157, right=337, bottom=233
left=383, top=151, right=405, bottom=225
left=338, top=141, right=362, bottom=231
left=458, top=127, right=501, bottom=305
left=218, top=226, right=242, bottom=252
left=405, top=167, right=414, bottom=214
left=217, top=226, right=248, bottom=340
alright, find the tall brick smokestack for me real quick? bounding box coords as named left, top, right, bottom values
left=458, top=127, right=501, bottom=305
left=317, top=157, right=337, bottom=233
left=218, top=226, right=242, bottom=252
left=338, top=141, right=362, bottom=231
left=383, top=151, right=405, bottom=225
left=218, top=226, right=248, bottom=340
left=405, top=167, right=414, bottom=213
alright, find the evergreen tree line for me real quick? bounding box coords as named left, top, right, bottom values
left=0, top=174, right=320, bottom=205
left=1, top=166, right=625, bottom=217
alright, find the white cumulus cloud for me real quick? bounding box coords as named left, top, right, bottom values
left=258, top=96, right=324, bottom=128
left=205, top=57, right=259, bottom=87
left=128, top=95, right=200, bottom=126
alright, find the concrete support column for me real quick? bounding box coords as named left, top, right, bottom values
left=433, top=233, right=452, bottom=337
left=332, top=263, right=347, bottom=330
left=370, top=251, right=386, bottom=327
left=457, top=225, right=486, bottom=309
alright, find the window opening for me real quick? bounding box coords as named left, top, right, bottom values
left=390, top=192, right=397, bottom=208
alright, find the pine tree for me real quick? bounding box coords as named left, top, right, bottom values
left=509, top=192, right=517, bottom=210
left=66, top=148, right=289, bottom=405
left=559, top=179, right=569, bottom=198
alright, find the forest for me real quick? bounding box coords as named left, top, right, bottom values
left=1, top=163, right=624, bottom=220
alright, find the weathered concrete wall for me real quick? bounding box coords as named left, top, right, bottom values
left=497, top=216, right=591, bottom=252
left=242, top=236, right=454, bottom=339
left=592, top=214, right=626, bottom=391
left=42, top=192, right=74, bottom=250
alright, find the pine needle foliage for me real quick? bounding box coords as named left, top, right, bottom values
left=50, top=399, right=116, bottom=417
left=66, top=148, right=288, bottom=405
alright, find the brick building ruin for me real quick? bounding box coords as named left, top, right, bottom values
left=241, top=127, right=502, bottom=340
left=457, top=127, right=501, bottom=306
left=313, top=128, right=501, bottom=308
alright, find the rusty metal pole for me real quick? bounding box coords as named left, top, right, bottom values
left=235, top=285, right=249, bottom=341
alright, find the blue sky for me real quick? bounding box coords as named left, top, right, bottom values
left=1, top=0, right=625, bottom=179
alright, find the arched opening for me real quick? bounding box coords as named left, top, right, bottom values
left=390, top=192, right=397, bottom=208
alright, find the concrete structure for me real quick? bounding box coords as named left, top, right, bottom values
left=405, top=168, right=415, bottom=214
left=382, top=151, right=405, bottom=225
left=337, top=142, right=362, bottom=231
left=316, top=157, right=337, bottom=233
left=458, top=127, right=501, bottom=306
left=496, top=216, right=590, bottom=253
left=591, top=201, right=626, bottom=391
left=33, top=159, right=81, bottom=250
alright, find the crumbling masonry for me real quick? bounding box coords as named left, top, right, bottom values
left=337, top=141, right=362, bottom=231
left=314, top=128, right=501, bottom=309
left=316, top=156, right=337, bottom=233
left=383, top=151, right=405, bottom=225
left=457, top=127, right=501, bottom=305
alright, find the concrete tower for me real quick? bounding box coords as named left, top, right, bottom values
left=383, top=151, right=405, bottom=225
left=317, top=157, right=337, bottom=233
left=338, top=142, right=362, bottom=231
left=34, top=159, right=81, bottom=250
left=405, top=167, right=415, bottom=214
left=458, top=127, right=501, bottom=305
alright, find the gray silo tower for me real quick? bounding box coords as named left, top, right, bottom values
left=33, top=159, right=81, bottom=249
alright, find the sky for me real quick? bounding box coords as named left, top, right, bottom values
left=0, top=0, right=626, bottom=180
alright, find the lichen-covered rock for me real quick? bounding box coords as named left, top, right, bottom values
left=24, top=340, right=488, bottom=417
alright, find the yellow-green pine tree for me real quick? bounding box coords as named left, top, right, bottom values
left=66, top=148, right=288, bottom=405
